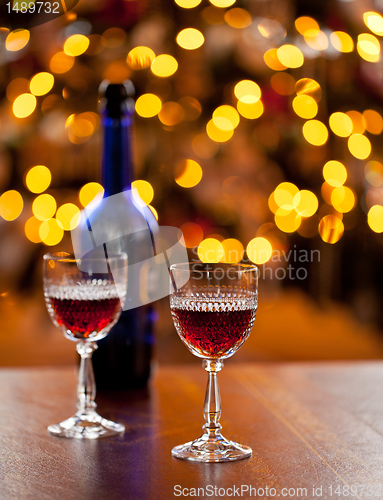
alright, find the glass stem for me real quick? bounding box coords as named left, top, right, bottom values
left=76, top=342, right=98, bottom=417
left=202, top=359, right=224, bottom=437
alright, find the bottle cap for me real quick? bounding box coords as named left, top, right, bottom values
left=99, top=81, right=135, bottom=118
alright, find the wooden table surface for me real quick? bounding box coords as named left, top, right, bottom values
left=1, top=362, right=383, bottom=500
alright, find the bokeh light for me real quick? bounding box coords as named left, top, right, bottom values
left=50, top=52, right=75, bottom=74
left=331, top=186, right=356, bottom=213
left=209, top=0, right=236, bottom=8
left=39, top=218, right=64, bottom=246
left=365, top=161, right=383, bottom=187
left=175, top=159, right=203, bottom=188
left=179, top=222, right=204, bottom=248
left=277, top=45, right=304, bottom=68
left=25, top=216, right=42, bottom=243
left=330, top=31, right=354, bottom=53
left=25, top=165, right=52, bottom=193
left=246, top=237, right=272, bottom=264
left=293, top=190, right=318, bottom=217
left=213, top=105, right=240, bottom=129
left=206, top=118, right=234, bottom=141
left=64, top=34, right=90, bottom=57
left=305, top=31, right=328, bottom=51
left=302, top=120, right=328, bottom=146
left=357, top=34, right=380, bottom=63
left=127, top=46, right=156, bottom=69
left=363, top=109, right=383, bottom=135
left=175, top=0, right=202, bottom=8
left=13, top=93, right=36, bottom=118
left=271, top=73, right=296, bottom=96
left=32, top=194, right=57, bottom=221
left=0, top=190, right=23, bottom=221
left=29, top=72, right=54, bottom=96
left=236, top=100, right=263, bottom=119
left=319, top=215, right=344, bottom=243
left=197, top=238, right=224, bottom=263
left=132, top=180, right=154, bottom=206
left=224, top=8, right=252, bottom=29
left=234, top=80, right=261, bottom=104
left=295, top=78, right=322, bottom=102
left=274, top=182, right=299, bottom=210
left=346, top=111, right=365, bottom=134
left=221, top=238, right=244, bottom=263
left=329, top=112, right=353, bottom=137
left=348, top=134, right=371, bottom=160
left=6, top=29, right=30, bottom=51
left=176, top=28, right=204, bottom=50
left=135, top=94, right=162, bottom=118
left=323, top=161, right=347, bottom=187
left=158, top=102, right=185, bottom=126
left=292, top=95, right=318, bottom=119
left=151, top=54, right=178, bottom=77
left=79, top=182, right=105, bottom=207
left=295, top=16, right=319, bottom=36
left=264, top=48, right=287, bottom=71
left=56, top=203, right=81, bottom=231
left=274, top=208, right=301, bottom=233
left=364, top=12, right=383, bottom=36
left=368, top=205, right=383, bottom=232
left=6, top=78, right=29, bottom=101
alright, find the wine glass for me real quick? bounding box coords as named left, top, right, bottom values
left=169, top=262, right=258, bottom=462
left=43, top=250, right=128, bottom=439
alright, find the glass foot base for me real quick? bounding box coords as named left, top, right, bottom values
left=48, top=412, right=125, bottom=439
left=172, top=433, right=252, bottom=462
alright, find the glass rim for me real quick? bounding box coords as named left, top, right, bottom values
left=169, top=262, right=258, bottom=274
left=43, top=251, right=128, bottom=263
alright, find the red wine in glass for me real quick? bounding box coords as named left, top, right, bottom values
left=45, top=283, right=122, bottom=342
left=171, top=298, right=256, bottom=359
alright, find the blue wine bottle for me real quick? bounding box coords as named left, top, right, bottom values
left=85, top=81, right=157, bottom=389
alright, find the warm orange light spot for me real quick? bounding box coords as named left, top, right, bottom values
left=39, top=218, right=64, bottom=246
left=274, top=182, right=299, bottom=210
left=277, top=45, right=304, bottom=68
left=151, top=54, right=178, bottom=77
left=175, top=159, right=203, bottom=188
left=197, top=238, right=224, bottom=263
left=323, top=160, right=347, bottom=187
left=329, top=112, right=353, bottom=137
left=64, top=34, right=89, bottom=57
left=293, top=190, right=318, bottom=217
left=0, top=190, right=23, bottom=221
left=363, top=109, right=383, bottom=135
left=176, top=28, right=204, bottom=50
left=25, top=165, right=52, bottom=193
left=264, top=48, right=288, bottom=71
left=330, top=31, right=354, bottom=53
left=295, top=78, right=322, bottom=102
left=135, top=94, right=162, bottom=118
left=158, top=102, right=185, bottom=126
left=32, top=194, right=57, bottom=221
left=179, top=222, right=204, bottom=248
left=132, top=180, right=154, bottom=206
left=271, top=73, right=296, bottom=96
left=319, top=215, right=344, bottom=243
left=236, top=100, right=263, bottom=119
left=246, top=237, right=272, bottom=264
left=302, top=120, right=328, bottom=146
left=213, top=105, right=240, bottom=128
left=365, top=161, right=383, bottom=187
left=292, top=95, right=318, bottom=119
left=224, top=8, right=252, bottom=29
left=206, top=119, right=234, bottom=141
left=234, top=80, right=261, bottom=104
left=50, top=52, right=75, bottom=74
left=221, top=238, right=244, bottom=263
left=56, top=203, right=81, bottom=231
left=6, top=29, right=30, bottom=51
left=348, top=134, right=371, bottom=160
left=368, top=205, right=383, bottom=232
left=331, top=186, right=356, bottom=213
left=127, top=46, right=156, bottom=69
left=25, top=216, right=42, bottom=243
left=79, top=182, right=104, bottom=207
left=364, top=12, right=383, bottom=36
left=274, top=208, right=301, bottom=233
left=295, top=16, right=320, bottom=36
left=30, top=72, right=54, bottom=96
left=13, top=93, right=36, bottom=118
left=357, top=33, right=380, bottom=63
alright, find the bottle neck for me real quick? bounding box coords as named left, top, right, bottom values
left=101, top=111, right=134, bottom=197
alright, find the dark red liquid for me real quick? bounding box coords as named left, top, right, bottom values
left=49, top=297, right=121, bottom=339
left=171, top=308, right=255, bottom=358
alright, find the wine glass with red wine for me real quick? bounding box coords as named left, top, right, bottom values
left=170, top=262, right=258, bottom=462
left=43, top=250, right=127, bottom=439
